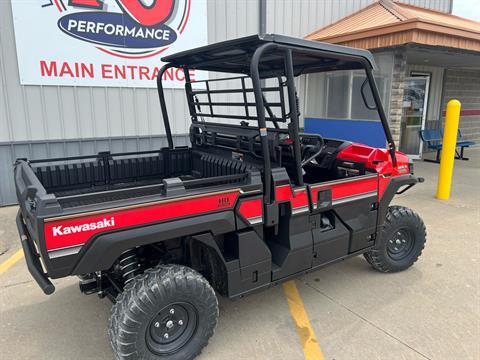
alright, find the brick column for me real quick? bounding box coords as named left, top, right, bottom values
left=388, top=48, right=407, bottom=146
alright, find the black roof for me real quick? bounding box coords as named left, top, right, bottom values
left=162, top=34, right=377, bottom=77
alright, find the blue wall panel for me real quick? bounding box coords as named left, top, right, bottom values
left=304, top=118, right=387, bottom=148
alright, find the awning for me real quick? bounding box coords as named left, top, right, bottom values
left=306, top=0, right=480, bottom=52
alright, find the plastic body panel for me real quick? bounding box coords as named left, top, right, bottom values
left=72, top=211, right=238, bottom=276
left=311, top=214, right=350, bottom=267
left=225, top=230, right=272, bottom=297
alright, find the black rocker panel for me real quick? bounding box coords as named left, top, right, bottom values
left=225, top=230, right=272, bottom=297
left=333, top=194, right=378, bottom=253
left=311, top=213, right=350, bottom=267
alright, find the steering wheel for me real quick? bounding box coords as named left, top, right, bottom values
left=300, top=133, right=325, bottom=167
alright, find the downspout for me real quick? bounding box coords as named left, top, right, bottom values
left=259, top=0, right=266, bottom=35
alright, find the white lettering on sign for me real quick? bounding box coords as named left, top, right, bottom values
left=67, top=19, right=172, bottom=40
left=52, top=217, right=115, bottom=236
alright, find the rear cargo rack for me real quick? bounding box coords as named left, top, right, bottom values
left=188, top=76, right=288, bottom=125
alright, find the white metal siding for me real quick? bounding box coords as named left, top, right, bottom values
left=405, top=0, right=452, bottom=12
left=265, top=0, right=452, bottom=38
left=0, top=0, right=259, bottom=144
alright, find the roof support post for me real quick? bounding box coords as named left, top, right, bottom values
left=156, top=64, right=174, bottom=149
left=364, top=67, right=397, bottom=165
left=250, top=42, right=277, bottom=204
left=183, top=67, right=198, bottom=123
left=284, top=49, right=304, bottom=186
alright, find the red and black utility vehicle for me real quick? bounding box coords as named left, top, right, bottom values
left=14, top=34, right=426, bottom=360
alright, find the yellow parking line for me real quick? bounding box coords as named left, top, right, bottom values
left=283, top=280, right=325, bottom=360
left=0, top=249, right=24, bottom=275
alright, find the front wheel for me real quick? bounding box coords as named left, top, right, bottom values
left=364, top=206, right=426, bottom=272
left=108, top=264, right=218, bottom=360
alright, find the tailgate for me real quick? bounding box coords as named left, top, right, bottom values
left=14, top=160, right=51, bottom=244
left=14, top=160, right=57, bottom=294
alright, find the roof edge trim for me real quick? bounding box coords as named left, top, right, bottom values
left=308, top=18, right=480, bottom=44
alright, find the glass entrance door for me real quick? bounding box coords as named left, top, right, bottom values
left=399, top=76, right=429, bottom=158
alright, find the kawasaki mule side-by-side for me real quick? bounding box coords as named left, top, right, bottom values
left=14, top=34, right=426, bottom=359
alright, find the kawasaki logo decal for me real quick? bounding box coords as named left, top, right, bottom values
left=52, top=217, right=115, bottom=236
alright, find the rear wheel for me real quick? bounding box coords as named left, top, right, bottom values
left=108, top=264, right=218, bottom=360
left=364, top=206, right=426, bottom=272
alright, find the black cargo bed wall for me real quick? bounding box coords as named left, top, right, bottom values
left=33, top=147, right=193, bottom=194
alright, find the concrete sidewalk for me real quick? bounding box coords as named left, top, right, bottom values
left=1, top=149, right=479, bottom=360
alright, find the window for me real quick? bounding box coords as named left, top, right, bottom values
left=326, top=73, right=350, bottom=119
left=305, top=52, right=393, bottom=121
left=351, top=74, right=387, bottom=120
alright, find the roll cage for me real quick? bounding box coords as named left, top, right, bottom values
left=156, top=34, right=397, bottom=204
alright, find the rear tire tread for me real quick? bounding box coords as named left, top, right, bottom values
left=107, top=264, right=218, bottom=360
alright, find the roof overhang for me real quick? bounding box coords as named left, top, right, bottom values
left=404, top=44, right=480, bottom=69
left=306, top=0, right=480, bottom=52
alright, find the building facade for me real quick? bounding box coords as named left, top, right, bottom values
left=0, top=0, right=453, bottom=205
left=305, top=0, right=479, bottom=159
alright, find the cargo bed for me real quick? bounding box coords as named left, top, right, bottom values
left=14, top=147, right=257, bottom=229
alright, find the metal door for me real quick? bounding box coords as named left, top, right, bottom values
left=399, top=76, right=430, bottom=158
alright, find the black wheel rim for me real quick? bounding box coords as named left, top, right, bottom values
left=387, top=228, right=415, bottom=261
left=146, top=302, right=198, bottom=356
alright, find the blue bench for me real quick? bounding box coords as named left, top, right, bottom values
left=419, top=128, right=476, bottom=162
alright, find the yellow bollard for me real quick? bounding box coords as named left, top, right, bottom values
left=436, top=99, right=461, bottom=200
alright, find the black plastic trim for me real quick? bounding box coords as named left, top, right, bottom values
left=71, top=211, right=236, bottom=276
left=378, top=174, right=420, bottom=226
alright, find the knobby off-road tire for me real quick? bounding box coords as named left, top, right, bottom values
left=364, top=206, right=426, bottom=272
left=108, top=264, right=219, bottom=360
